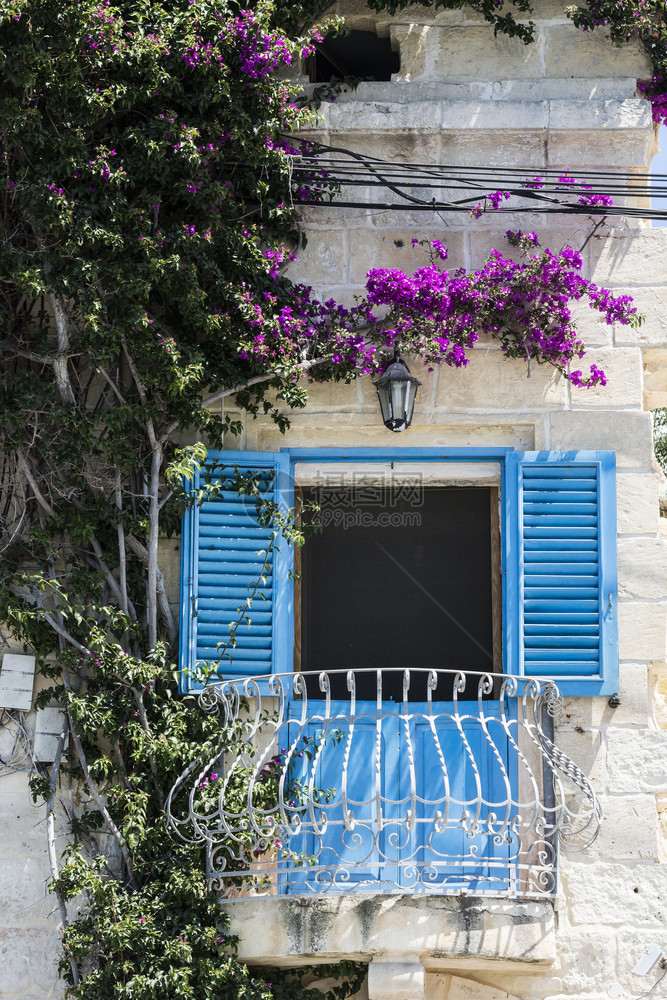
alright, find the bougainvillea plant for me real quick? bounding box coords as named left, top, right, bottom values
left=0, top=0, right=650, bottom=997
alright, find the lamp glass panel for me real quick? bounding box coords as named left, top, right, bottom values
left=390, top=380, right=408, bottom=425
left=376, top=383, right=392, bottom=425
left=405, top=381, right=418, bottom=426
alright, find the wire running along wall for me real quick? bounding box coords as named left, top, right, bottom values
left=288, top=142, right=667, bottom=220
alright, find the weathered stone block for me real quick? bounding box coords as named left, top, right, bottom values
left=347, top=229, right=465, bottom=285
left=616, top=472, right=661, bottom=535
left=0, top=927, right=63, bottom=997
left=439, top=130, right=546, bottom=168
left=431, top=27, right=541, bottom=79
left=618, top=600, right=667, bottom=660
left=560, top=662, right=650, bottom=729
left=554, top=727, right=605, bottom=790
left=221, top=895, right=556, bottom=968
left=441, top=101, right=548, bottom=131
left=581, top=794, right=659, bottom=861
left=330, top=126, right=441, bottom=166
left=554, top=926, right=618, bottom=995
left=617, top=537, right=667, bottom=600
left=391, top=24, right=429, bottom=80
left=606, top=728, right=667, bottom=794
left=158, top=536, right=181, bottom=609
left=565, top=860, right=667, bottom=926
left=325, top=99, right=441, bottom=133
left=653, top=667, right=667, bottom=731
left=446, top=975, right=521, bottom=1000
left=252, top=418, right=536, bottom=452
left=434, top=350, right=567, bottom=411
left=547, top=131, right=651, bottom=167
left=0, top=774, right=53, bottom=857
left=612, top=286, right=667, bottom=348
left=565, top=299, right=614, bottom=348
left=368, top=959, right=424, bottom=1000
left=547, top=99, right=652, bottom=132
left=549, top=411, right=654, bottom=468
left=0, top=856, right=56, bottom=926
left=643, top=347, right=667, bottom=409
left=297, top=377, right=362, bottom=412
left=591, top=229, right=667, bottom=288
left=286, top=231, right=346, bottom=291
left=567, top=348, right=643, bottom=409
left=545, top=25, right=650, bottom=79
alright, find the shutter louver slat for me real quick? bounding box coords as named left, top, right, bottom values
left=180, top=450, right=293, bottom=692
left=195, top=464, right=276, bottom=675
left=522, top=462, right=601, bottom=678
left=513, top=455, right=618, bottom=695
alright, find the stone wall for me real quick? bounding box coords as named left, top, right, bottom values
left=2, top=1, right=667, bottom=998
left=226, top=2, right=667, bottom=997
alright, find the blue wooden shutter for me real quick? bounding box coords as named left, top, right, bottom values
left=179, top=450, right=293, bottom=693
left=505, top=451, right=618, bottom=697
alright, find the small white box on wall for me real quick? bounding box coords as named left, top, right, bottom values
left=33, top=706, right=67, bottom=763
left=0, top=653, right=36, bottom=712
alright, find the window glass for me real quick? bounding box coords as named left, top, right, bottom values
left=299, top=486, right=496, bottom=700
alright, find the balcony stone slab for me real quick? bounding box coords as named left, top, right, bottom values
left=220, top=894, right=556, bottom=971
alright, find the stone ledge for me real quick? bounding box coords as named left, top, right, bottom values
left=306, top=98, right=649, bottom=133
left=220, top=894, right=556, bottom=971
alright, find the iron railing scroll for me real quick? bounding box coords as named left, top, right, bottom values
left=166, top=669, right=601, bottom=899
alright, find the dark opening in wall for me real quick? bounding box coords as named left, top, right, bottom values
left=310, top=29, right=400, bottom=83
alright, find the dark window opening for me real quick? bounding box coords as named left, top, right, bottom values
left=298, top=486, right=499, bottom=701
left=309, top=29, right=400, bottom=84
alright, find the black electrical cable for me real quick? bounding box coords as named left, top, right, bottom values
left=286, top=141, right=667, bottom=219
left=634, top=967, right=667, bottom=1000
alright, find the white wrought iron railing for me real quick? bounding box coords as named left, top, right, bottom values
left=166, top=669, right=601, bottom=899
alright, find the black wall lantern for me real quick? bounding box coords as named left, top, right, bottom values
left=373, top=353, right=421, bottom=432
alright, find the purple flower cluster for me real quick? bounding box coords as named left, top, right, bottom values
left=218, top=222, right=638, bottom=389
left=638, top=76, right=667, bottom=125
left=361, top=237, right=637, bottom=385
left=506, top=229, right=540, bottom=248
left=199, top=772, right=219, bottom=789
left=471, top=174, right=615, bottom=218
left=220, top=10, right=292, bottom=80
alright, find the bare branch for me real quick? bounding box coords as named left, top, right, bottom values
left=126, top=534, right=176, bottom=643
left=48, top=295, right=77, bottom=406
left=115, top=470, right=129, bottom=618
left=46, top=717, right=80, bottom=987
left=42, top=611, right=92, bottom=657
left=202, top=357, right=329, bottom=409
left=97, top=366, right=128, bottom=407
left=146, top=443, right=162, bottom=649
left=16, top=446, right=56, bottom=519
left=131, top=686, right=163, bottom=806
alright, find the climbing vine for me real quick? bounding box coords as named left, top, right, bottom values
left=0, top=0, right=651, bottom=996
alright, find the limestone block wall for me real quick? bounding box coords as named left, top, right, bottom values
left=2, top=2, right=667, bottom=999
left=227, top=3, right=667, bottom=998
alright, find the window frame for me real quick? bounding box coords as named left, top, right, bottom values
left=282, top=447, right=513, bottom=690
left=180, top=446, right=619, bottom=698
